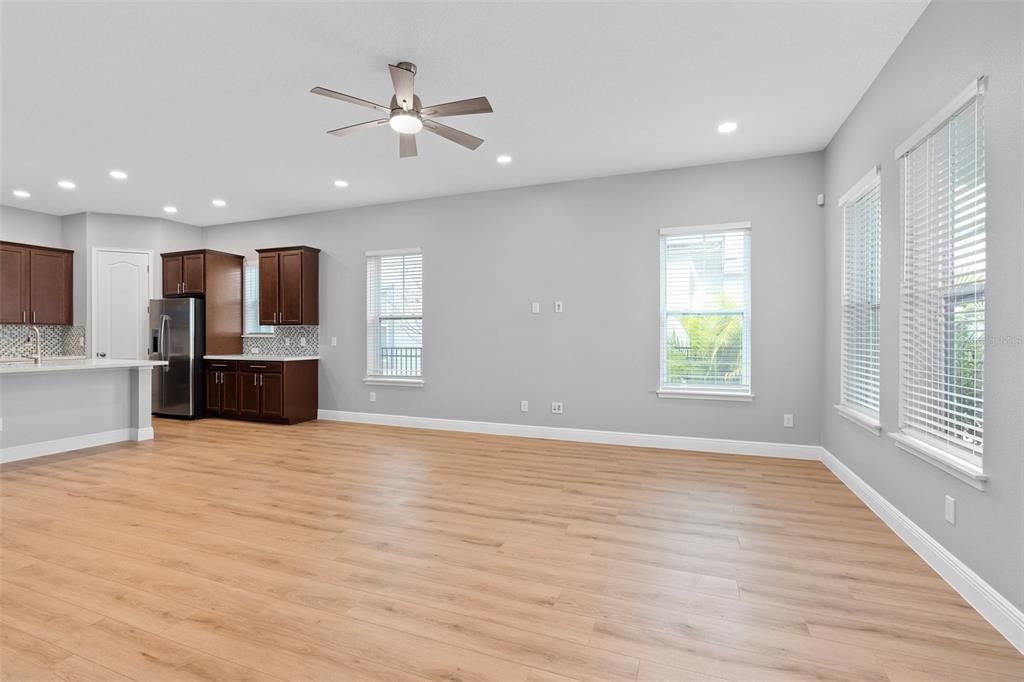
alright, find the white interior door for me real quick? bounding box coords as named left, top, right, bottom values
left=95, top=250, right=151, bottom=360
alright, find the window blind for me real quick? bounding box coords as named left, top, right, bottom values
left=899, top=91, right=985, bottom=465
left=243, top=261, right=272, bottom=335
left=660, top=225, right=751, bottom=392
left=840, top=171, right=882, bottom=418
left=366, top=250, right=422, bottom=378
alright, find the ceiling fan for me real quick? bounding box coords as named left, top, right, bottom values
left=311, top=61, right=493, bottom=158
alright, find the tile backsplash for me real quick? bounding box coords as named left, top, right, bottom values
left=0, top=324, right=86, bottom=358
left=242, top=326, right=319, bottom=357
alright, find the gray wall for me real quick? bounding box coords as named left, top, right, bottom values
left=0, top=205, right=63, bottom=247
left=205, top=152, right=825, bottom=445
left=822, top=1, right=1023, bottom=607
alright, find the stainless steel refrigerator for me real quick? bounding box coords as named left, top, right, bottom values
left=149, top=298, right=205, bottom=418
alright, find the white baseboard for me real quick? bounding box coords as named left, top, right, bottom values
left=1, top=428, right=132, bottom=464
left=821, top=449, right=1024, bottom=654
left=317, top=409, right=824, bottom=460
left=131, top=426, right=155, bottom=441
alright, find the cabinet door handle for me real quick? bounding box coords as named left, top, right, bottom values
left=22, top=311, right=26, bottom=323
left=218, top=371, right=223, bottom=384
left=32, top=312, right=36, bottom=323
left=260, top=374, right=264, bottom=387
left=253, top=374, right=257, bottom=386
left=249, top=364, right=267, bottom=368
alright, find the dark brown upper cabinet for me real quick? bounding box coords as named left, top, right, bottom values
left=0, top=241, right=73, bottom=325
left=160, top=249, right=245, bottom=355
left=256, top=246, right=319, bottom=326
left=162, top=250, right=210, bottom=297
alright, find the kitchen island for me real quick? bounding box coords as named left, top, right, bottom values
left=0, top=358, right=168, bottom=463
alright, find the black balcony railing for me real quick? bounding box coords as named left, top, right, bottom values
left=379, top=346, right=421, bottom=376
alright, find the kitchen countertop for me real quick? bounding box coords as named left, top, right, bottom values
left=204, top=355, right=320, bottom=362
left=0, top=358, right=168, bottom=376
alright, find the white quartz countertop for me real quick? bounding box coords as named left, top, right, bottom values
left=0, top=358, right=168, bottom=376
left=204, top=355, right=319, bottom=362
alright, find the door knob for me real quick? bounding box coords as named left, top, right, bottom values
left=96, top=352, right=107, bottom=358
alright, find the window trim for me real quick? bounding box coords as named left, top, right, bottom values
left=365, top=247, right=423, bottom=381
left=837, top=166, right=882, bottom=423
left=888, top=431, right=987, bottom=491
left=894, top=79, right=987, bottom=481
left=894, top=77, right=985, bottom=160
left=658, top=221, right=752, bottom=397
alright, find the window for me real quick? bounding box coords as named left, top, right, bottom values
left=894, top=79, right=986, bottom=478
left=659, top=222, right=751, bottom=398
left=243, top=260, right=272, bottom=335
left=836, top=168, right=882, bottom=430
left=366, top=249, right=423, bottom=383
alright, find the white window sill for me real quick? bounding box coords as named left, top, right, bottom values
left=657, top=388, right=754, bottom=402
left=889, top=431, right=987, bottom=491
left=363, top=376, right=424, bottom=387
left=834, top=404, right=882, bottom=436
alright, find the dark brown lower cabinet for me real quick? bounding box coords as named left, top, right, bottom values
left=206, top=362, right=241, bottom=417
left=205, top=360, right=316, bottom=424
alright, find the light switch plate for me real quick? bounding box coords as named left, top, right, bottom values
left=554, top=301, right=563, bottom=313
left=369, top=391, right=377, bottom=403
left=945, top=495, right=956, bottom=525
left=520, top=400, right=529, bottom=412
left=531, top=302, right=540, bottom=314
left=783, top=413, right=794, bottom=428
left=331, top=337, right=337, bottom=346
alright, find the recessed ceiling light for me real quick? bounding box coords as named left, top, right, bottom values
left=57, top=179, right=76, bottom=189
left=496, top=155, right=512, bottom=164
left=109, top=170, right=128, bottom=180
left=212, top=199, right=227, bottom=207
left=334, top=179, right=349, bottom=188
left=163, top=206, right=178, bottom=214
left=717, top=121, right=738, bottom=134
left=12, top=189, right=31, bottom=198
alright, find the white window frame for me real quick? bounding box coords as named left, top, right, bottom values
left=834, top=166, right=882, bottom=435
left=242, top=258, right=273, bottom=336
left=364, top=247, right=424, bottom=387
left=889, top=77, right=987, bottom=490
left=657, top=221, right=753, bottom=401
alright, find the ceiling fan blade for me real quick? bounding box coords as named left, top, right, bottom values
left=389, top=64, right=416, bottom=111
left=311, top=86, right=389, bottom=113
left=421, top=97, right=493, bottom=119
left=399, top=133, right=418, bottom=158
left=422, top=120, right=483, bottom=150
left=327, top=119, right=388, bottom=137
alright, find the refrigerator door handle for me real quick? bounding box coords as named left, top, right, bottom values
left=159, top=314, right=171, bottom=371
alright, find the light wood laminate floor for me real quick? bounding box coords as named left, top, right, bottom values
left=1, top=417, right=1021, bottom=681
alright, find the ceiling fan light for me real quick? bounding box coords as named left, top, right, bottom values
left=389, top=112, right=423, bottom=135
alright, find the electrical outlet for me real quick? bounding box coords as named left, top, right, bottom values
left=520, top=400, right=529, bottom=412
left=783, top=413, right=794, bottom=428
left=554, top=301, right=563, bottom=313
left=369, top=391, right=377, bottom=403
left=331, top=337, right=337, bottom=347
left=79, top=337, right=85, bottom=347
left=284, top=337, right=290, bottom=346
left=299, top=337, right=307, bottom=347
left=551, top=401, right=564, bottom=414
left=531, top=302, right=540, bottom=314
left=945, top=495, right=956, bottom=525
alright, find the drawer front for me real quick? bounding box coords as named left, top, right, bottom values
left=205, top=360, right=239, bottom=372
left=241, top=360, right=283, bottom=373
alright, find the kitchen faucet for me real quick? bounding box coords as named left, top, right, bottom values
left=27, top=325, right=42, bottom=364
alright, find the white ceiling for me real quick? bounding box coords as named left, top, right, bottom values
left=1, top=1, right=927, bottom=226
